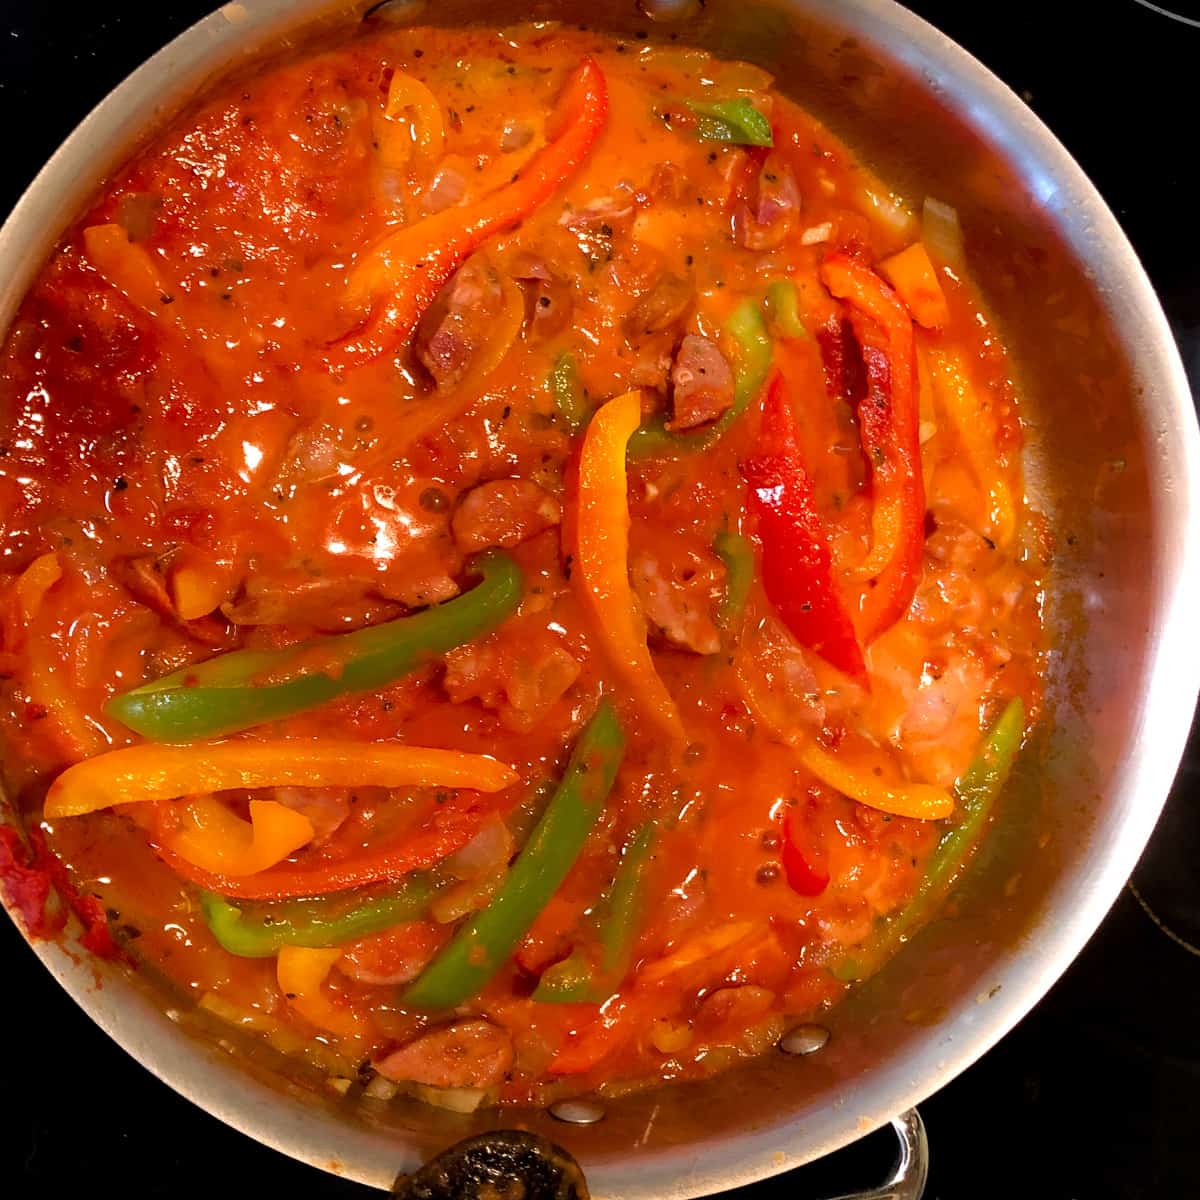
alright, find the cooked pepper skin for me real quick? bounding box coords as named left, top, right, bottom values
left=106, top=550, right=523, bottom=741
left=713, top=530, right=755, bottom=630
left=781, top=806, right=829, bottom=897
left=550, top=351, right=588, bottom=434
left=403, top=701, right=625, bottom=1010
left=834, top=697, right=1026, bottom=981
left=532, top=818, right=657, bottom=1003
left=740, top=372, right=865, bottom=677
left=200, top=878, right=436, bottom=958
left=764, top=279, right=808, bottom=340
left=820, top=251, right=925, bottom=643
left=687, top=98, right=773, bottom=147
left=329, top=58, right=608, bottom=367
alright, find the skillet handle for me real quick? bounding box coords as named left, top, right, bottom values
left=824, top=1108, right=928, bottom=1200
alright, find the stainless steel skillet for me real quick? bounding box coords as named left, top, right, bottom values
left=0, top=1, right=1196, bottom=1195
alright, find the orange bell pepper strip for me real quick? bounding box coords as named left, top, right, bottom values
left=820, top=251, right=926, bottom=644
left=155, top=793, right=492, bottom=900
left=383, top=70, right=445, bottom=163
left=43, top=739, right=518, bottom=818
left=925, top=347, right=1017, bottom=548
left=330, top=58, right=608, bottom=367
left=163, top=797, right=315, bottom=877
left=878, top=242, right=950, bottom=330
left=276, top=946, right=367, bottom=1038
left=573, top=391, right=685, bottom=742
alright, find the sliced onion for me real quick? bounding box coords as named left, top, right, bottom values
left=859, top=187, right=917, bottom=240
left=430, top=864, right=507, bottom=925
left=421, top=166, right=467, bottom=214
left=500, top=119, right=534, bottom=152
left=363, top=1074, right=399, bottom=1101
left=444, top=814, right=513, bottom=879
left=411, top=1084, right=489, bottom=1113
left=922, top=196, right=965, bottom=270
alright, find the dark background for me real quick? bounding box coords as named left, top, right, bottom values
left=2, top=1, right=1197, bottom=1196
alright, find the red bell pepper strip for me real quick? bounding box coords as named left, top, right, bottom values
left=329, top=58, right=608, bottom=368
left=820, top=251, right=925, bottom=644
left=780, top=806, right=829, bottom=897
left=739, top=372, right=865, bottom=677
left=153, top=795, right=490, bottom=900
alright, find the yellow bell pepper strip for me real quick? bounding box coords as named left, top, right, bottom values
left=550, top=351, right=588, bottom=434
left=835, top=697, right=1025, bottom=980
left=199, top=874, right=438, bottom=957
left=277, top=946, right=367, bottom=1038
left=12, top=552, right=62, bottom=625
left=163, top=797, right=314, bottom=877
left=687, top=98, right=773, bottom=147
left=533, top=819, right=657, bottom=1003
left=820, top=251, right=925, bottom=644
left=925, top=347, right=1017, bottom=549
left=736, top=662, right=953, bottom=820
left=44, top=739, right=519, bottom=819
left=627, top=297, right=772, bottom=460
left=713, top=530, right=755, bottom=630
left=383, top=69, right=445, bottom=163
left=106, top=549, right=522, bottom=741
left=877, top=242, right=950, bottom=330
left=330, top=58, right=608, bottom=368
left=574, top=391, right=685, bottom=742
left=82, top=224, right=179, bottom=323
left=764, top=279, right=808, bottom=340
left=404, top=702, right=625, bottom=1010
left=796, top=741, right=953, bottom=821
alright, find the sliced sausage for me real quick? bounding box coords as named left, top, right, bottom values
left=733, top=153, right=800, bottom=251
left=415, top=258, right=506, bottom=389
left=451, top=479, right=561, bottom=553
left=630, top=539, right=723, bottom=655
left=667, top=335, right=735, bottom=432
left=625, top=272, right=693, bottom=338
left=374, top=1020, right=514, bottom=1089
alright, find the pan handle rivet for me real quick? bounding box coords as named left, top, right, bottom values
left=548, top=1098, right=606, bottom=1125
left=778, top=1023, right=830, bottom=1056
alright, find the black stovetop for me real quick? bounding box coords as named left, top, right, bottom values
left=2, top=2, right=1197, bottom=1196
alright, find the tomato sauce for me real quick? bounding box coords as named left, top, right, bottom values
left=0, top=23, right=1044, bottom=1108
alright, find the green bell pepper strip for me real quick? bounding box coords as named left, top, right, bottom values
left=533, top=819, right=657, bottom=1003
left=713, top=530, right=755, bottom=629
left=834, top=696, right=1026, bottom=983
left=628, top=298, right=772, bottom=460
left=199, top=875, right=439, bottom=958
left=764, top=279, right=807, bottom=340
left=106, top=550, right=524, bottom=741
left=551, top=351, right=588, bottom=434
left=403, top=701, right=626, bottom=1010
left=687, top=98, right=773, bottom=147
